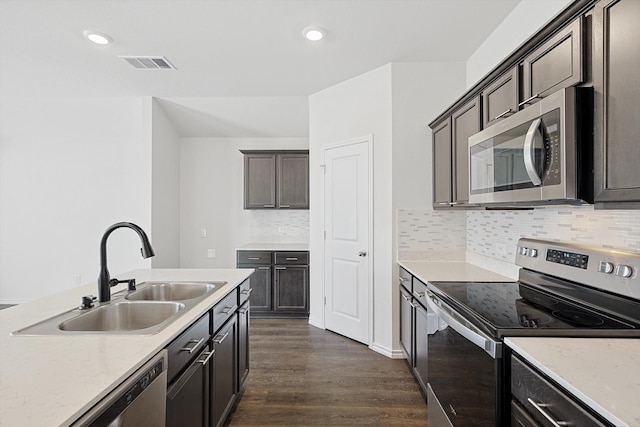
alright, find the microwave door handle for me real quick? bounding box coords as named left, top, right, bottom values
left=523, top=118, right=543, bottom=186
left=426, top=291, right=500, bottom=358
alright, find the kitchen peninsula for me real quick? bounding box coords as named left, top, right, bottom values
left=0, top=268, right=253, bottom=427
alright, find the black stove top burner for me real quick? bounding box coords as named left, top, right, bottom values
left=427, top=279, right=639, bottom=337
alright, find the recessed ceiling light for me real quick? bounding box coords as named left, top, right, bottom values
left=303, top=26, right=326, bottom=42
left=83, top=30, right=113, bottom=45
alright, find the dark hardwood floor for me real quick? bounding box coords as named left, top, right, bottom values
left=226, top=318, right=428, bottom=426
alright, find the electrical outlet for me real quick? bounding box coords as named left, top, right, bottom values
left=200, top=228, right=207, bottom=238
left=207, top=249, right=216, bottom=258
left=74, top=274, right=82, bottom=286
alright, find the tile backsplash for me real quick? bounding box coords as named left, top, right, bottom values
left=248, top=210, right=309, bottom=242
left=397, top=207, right=640, bottom=263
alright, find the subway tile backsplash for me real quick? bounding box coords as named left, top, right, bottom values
left=397, top=207, right=640, bottom=264
left=248, top=210, right=309, bottom=243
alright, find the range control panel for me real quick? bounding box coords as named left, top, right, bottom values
left=516, top=238, right=639, bottom=300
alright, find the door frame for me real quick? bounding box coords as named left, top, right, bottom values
left=320, top=134, right=374, bottom=346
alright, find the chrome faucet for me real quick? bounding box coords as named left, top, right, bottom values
left=97, top=222, right=155, bottom=302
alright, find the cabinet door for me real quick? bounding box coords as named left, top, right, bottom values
left=277, top=153, right=309, bottom=209
left=237, top=302, right=250, bottom=391
left=211, top=317, right=237, bottom=427
left=413, top=304, right=429, bottom=394
left=244, top=153, right=276, bottom=209
left=452, top=96, right=481, bottom=205
left=593, top=0, right=640, bottom=206
left=273, top=265, right=308, bottom=313
left=522, top=16, right=583, bottom=105
left=432, top=118, right=452, bottom=208
left=166, top=346, right=210, bottom=427
left=399, top=287, right=413, bottom=364
left=239, top=265, right=271, bottom=313
left=482, top=68, right=518, bottom=127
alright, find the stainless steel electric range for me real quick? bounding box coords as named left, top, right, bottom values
left=425, top=238, right=640, bottom=427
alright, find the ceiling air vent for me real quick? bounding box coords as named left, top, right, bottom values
left=120, top=56, right=176, bottom=70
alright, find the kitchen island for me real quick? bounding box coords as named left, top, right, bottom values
left=0, top=268, right=253, bottom=427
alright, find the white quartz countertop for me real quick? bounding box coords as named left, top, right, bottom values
left=236, top=242, right=309, bottom=251
left=398, top=260, right=513, bottom=283
left=0, top=268, right=253, bottom=427
left=506, top=337, right=640, bottom=427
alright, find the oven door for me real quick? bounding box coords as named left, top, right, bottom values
left=426, top=290, right=505, bottom=427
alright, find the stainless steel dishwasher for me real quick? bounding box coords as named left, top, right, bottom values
left=71, top=350, right=167, bottom=427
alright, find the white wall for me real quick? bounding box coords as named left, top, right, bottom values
left=0, top=97, right=153, bottom=302
left=179, top=137, right=309, bottom=269
left=466, top=0, right=574, bottom=88
left=309, top=62, right=466, bottom=356
left=151, top=99, right=181, bottom=268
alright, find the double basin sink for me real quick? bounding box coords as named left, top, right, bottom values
left=13, top=282, right=226, bottom=335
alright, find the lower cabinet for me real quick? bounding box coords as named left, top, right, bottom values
left=237, top=250, right=309, bottom=317
left=413, top=303, right=429, bottom=392
left=165, top=282, right=249, bottom=427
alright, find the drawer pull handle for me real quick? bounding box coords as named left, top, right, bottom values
left=258, top=266, right=270, bottom=270
left=180, top=337, right=205, bottom=354
left=285, top=257, right=298, bottom=261
left=399, top=277, right=408, bottom=283
left=494, top=108, right=512, bottom=120
left=280, top=204, right=290, bottom=208
left=213, top=332, right=229, bottom=344
left=401, top=293, right=411, bottom=302
left=263, top=204, right=275, bottom=208
left=241, top=288, right=253, bottom=296
left=222, top=305, right=238, bottom=315
left=238, top=307, right=249, bottom=314
left=275, top=267, right=287, bottom=270
left=248, top=257, right=261, bottom=260
left=518, top=93, right=540, bottom=107
left=198, top=350, right=215, bottom=365
left=527, top=398, right=568, bottom=427
left=413, top=291, right=425, bottom=298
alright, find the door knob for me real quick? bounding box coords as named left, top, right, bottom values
left=358, top=251, right=367, bottom=257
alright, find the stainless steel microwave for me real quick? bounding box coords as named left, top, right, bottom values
left=468, top=87, right=592, bottom=206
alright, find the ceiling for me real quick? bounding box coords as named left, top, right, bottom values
left=0, top=0, right=523, bottom=136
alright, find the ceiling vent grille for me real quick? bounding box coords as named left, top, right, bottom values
left=119, top=56, right=176, bottom=70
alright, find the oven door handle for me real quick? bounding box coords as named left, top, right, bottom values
left=523, top=118, right=543, bottom=186
left=426, top=291, right=501, bottom=358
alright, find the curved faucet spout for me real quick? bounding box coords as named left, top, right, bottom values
left=98, top=222, right=155, bottom=302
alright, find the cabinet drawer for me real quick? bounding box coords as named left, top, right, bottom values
left=213, top=289, right=238, bottom=333
left=237, top=251, right=272, bottom=265
left=166, top=312, right=210, bottom=384
left=412, top=278, right=428, bottom=309
left=239, top=278, right=252, bottom=305
left=274, top=251, right=308, bottom=265
left=399, top=267, right=412, bottom=293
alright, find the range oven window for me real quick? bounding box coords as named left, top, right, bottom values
left=428, top=322, right=501, bottom=427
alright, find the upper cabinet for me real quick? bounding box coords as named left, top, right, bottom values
left=432, top=96, right=481, bottom=208
left=521, top=16, right=584, bottom=106
left=482, top=68, right=519, bottom=128
left=593, top=0, right=640, bottom=207
left=242, top=150, right=309, bottom=210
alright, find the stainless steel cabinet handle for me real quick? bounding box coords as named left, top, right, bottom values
left=437, top=202, right=450, bottom=205
left=401, top=292, right=411, bottom=302
left=241, top=288, right=253, bottom=296
left=494, top=108, right=512, bottom=120
left=523, top=118, right=543, bottom=186
left=285, top=257, right=298, bottom=261
left=399, top=277, right=408, bottom=283
left=275, top=266, right=287, bottom=270
left=258, top=266, right=270, bottom=270
left=519, top=93, right=540, bottom=107
left=280, top=204, right=290, bottom=208
left=263, top=204, right=275, bottom=208
left=413, top=291, right=425, bottom=298
left=527, top=398, right=568, bottom=426
left=180, top=337, right=205, bottom=354
left=222, top=305, right=238, bottom=315
left=358, top=251, right=367, bottom=257
left=198, top=350, right=215, bottom=366
left=238, top=307, right=249, bottom=314
left=248, top=257, right=261, bottom=260
left=213, top=332, right=229, bottom=344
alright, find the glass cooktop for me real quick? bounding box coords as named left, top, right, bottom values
left=427, top=280, right=638, bottom=336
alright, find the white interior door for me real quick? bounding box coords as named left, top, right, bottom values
left=322, top=137, right=371, bottom=345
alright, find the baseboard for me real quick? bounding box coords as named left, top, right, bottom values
left=307, top=318, right=323, bottom=329
left=369, top=342, right=405, bottom=359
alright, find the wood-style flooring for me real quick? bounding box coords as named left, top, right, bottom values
left=226, top=318, right=428, bottom=426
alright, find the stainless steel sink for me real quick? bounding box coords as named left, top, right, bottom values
left=125, top=282, right=222, bottom=302
left=58, top=301, right=184, bottom=332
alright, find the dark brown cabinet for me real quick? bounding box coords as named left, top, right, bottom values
left=593, top=0, right=640, bottom=207
left=237, top=250, right=309, bottom=317
left=432, top=97, right=480, bottom=208
left=522, top=16, right=584, bottom=106
left=241, top=150, right=309, bottom=209
left=482, top=68, right=518, bottom=127
left=211, top=315, right=237, bottom=427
